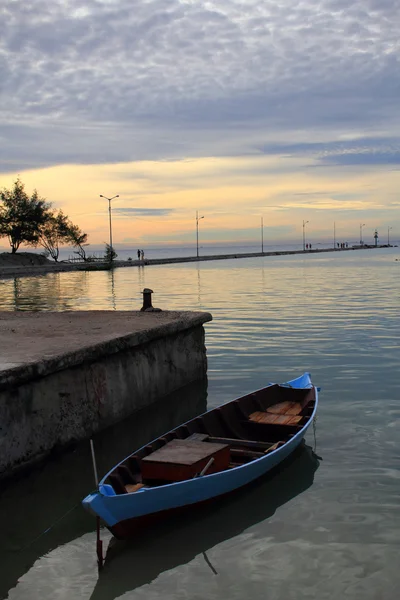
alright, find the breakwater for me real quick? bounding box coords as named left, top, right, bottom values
left=0, top=244, right=390, bottom=279
left=0, top=309, right=212, bottom=479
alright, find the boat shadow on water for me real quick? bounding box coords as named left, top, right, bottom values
left=89, top=441, right=320, bottom=600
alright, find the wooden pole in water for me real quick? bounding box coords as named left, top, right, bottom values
left=96, top=517, right=103, bottom=571
left=90, top=439, right=103, bottom=571
left=90, top=439, right=99, bottom=487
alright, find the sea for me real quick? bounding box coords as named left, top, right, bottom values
left=0, top=246, right=399, bottom=599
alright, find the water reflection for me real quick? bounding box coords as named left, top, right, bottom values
left=1, top=248, right=399, bottom=599
left=88, top=444, right=319, bottom=600
left=108, top=270, right=116, bottom=311
left=197, top=265, right=201, bottom=304
left=0, top=272, right=91, bottom=311
left=6, top=444, right=319, bottom=600
left=0, top=380, right=207, bottom=600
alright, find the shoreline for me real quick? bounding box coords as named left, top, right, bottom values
left=0, top=244, right=391, bottom=280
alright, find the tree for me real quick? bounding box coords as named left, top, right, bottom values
left=0, top=178, right=50, bottom=253
left=68, top=223, right=89, bottom=261
left=104, top=243, right=117, bottom=262
left=37, top=209, right=73, bottom=262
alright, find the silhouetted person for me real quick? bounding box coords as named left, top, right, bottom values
left=137, top=249, right=140, bottom=260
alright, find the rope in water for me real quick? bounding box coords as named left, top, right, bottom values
left=18, top=500, right=85, bottom=552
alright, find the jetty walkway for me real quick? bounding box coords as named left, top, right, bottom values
left=0, top=244, right=389, bottom=280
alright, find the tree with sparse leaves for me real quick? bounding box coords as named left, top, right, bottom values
left=0, top=178, right=50, bottom=253
left=68, top=224, right=89, bottom=261
left=104, top=243, right=117, bottom=262
left=37, top=209, right=74, bottom=262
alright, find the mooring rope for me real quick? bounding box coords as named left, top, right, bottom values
left=18, top=501, right=82, bottom=552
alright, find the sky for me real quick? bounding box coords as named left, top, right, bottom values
left=1, top=0, right=400, bottom=249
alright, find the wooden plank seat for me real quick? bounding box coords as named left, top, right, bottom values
left=266, top=400, right=304, bottom=415
left=187, top=432, right=287, bottom=453
left=249, top=411, right=303, bottom=426
left=203, top=435, right=282, bottom=452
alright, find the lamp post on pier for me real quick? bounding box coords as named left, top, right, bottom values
left=261, top=217, right=264, bottom=253
left=196, top=211, right=204, bottom=258
left=100, top=194, right=119, bottom=260
left=302, top=220, right=309, bottom=251
left=359, top=223, right=365, bottom=246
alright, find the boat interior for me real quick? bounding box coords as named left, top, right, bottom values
left=106, top=384, right=316, bottom=494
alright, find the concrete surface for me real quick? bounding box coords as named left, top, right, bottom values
left=0, top=310, right=212, bottom=477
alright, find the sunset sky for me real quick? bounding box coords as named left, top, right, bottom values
left=1, top=0, right=399, bottom=249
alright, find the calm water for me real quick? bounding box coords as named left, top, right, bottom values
left=1, top=247, right=399, bottom=599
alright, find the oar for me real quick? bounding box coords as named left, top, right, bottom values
left=195, top=457, right=214, bottom=477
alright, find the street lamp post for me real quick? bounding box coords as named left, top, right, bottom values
left=100, top=194, right=119, bottom=260
left=302, top=220, right=309, bottom=251
left=261, top=217, right=264, bottom=253
left=359, top=223, right=365, bottom=246
left=196, top=210, right=204, bottom=258
left=388, top=226, right=392, bottom=246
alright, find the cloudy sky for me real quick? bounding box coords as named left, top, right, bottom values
left=1, top=0, right=399, bottom=248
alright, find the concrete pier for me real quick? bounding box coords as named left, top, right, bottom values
left=0, top=310, right=212, bottom=478
left=0, top=244, right=391, bottom=279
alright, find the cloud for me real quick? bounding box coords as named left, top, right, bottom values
left=1, top=0, right=400, bottom=172
left=319, top=152, right=400, bottom=166
left=113, top=207, right=175, bottom=216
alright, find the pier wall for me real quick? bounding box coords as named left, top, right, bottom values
left=0, top=311, right=211, bottom=478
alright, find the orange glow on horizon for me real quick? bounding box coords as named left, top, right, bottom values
left=0, top=155, right=399, bottom=247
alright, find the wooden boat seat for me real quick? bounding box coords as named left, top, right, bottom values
left=203, top=435, right=280, bottom=452
left=249, top=411, right=303, bottom=426
left=266, top=401, right=304, bottom=416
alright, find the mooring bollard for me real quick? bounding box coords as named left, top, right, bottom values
left=141, top=288, right=154, bottom=311
left=140, top=288, right=162, bottom=311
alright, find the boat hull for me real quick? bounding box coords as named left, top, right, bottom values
left=109, top=436, right=306, bottom=538
left=82, top=372, right=318, bottom=539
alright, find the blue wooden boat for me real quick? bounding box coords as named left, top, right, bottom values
left=82, top=372, right=318, bottom=539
